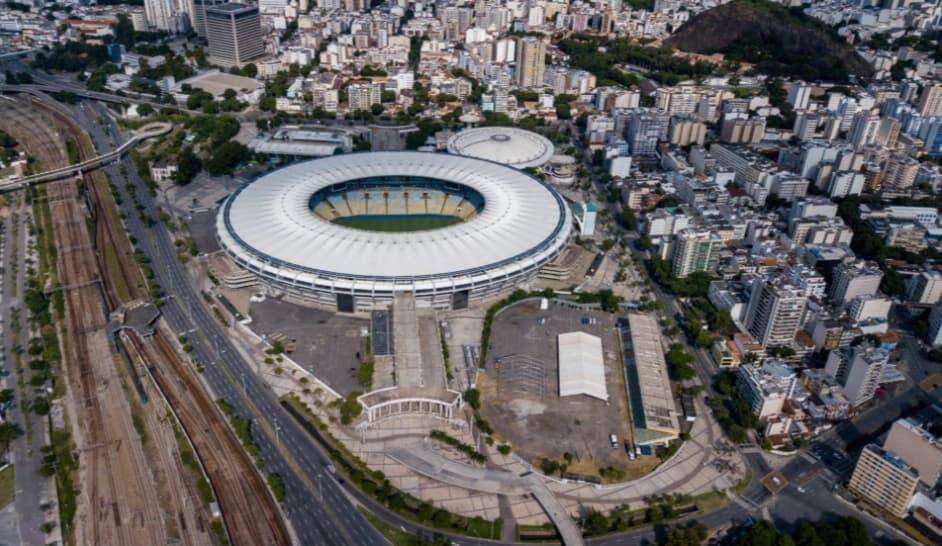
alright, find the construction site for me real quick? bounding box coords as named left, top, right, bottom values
left=0, top=95, right=288, bottom=546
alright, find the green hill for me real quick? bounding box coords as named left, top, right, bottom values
left=664, top=0, right=873, bottom=82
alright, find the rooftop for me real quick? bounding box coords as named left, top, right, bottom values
left=446, top=126, right=554, bottom=169
left=557, top=332, right=608, bottom=402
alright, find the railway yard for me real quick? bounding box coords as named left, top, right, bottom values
left=0, top=95, right=288, bottom=546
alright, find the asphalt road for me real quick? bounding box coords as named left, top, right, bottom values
left=1, top=196, right=49, bottom=546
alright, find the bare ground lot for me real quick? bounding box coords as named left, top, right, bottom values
left=480, top=301, right=641, bottom=479
left=248, top=297, right=368, bottom=395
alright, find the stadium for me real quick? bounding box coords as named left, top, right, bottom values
left=217, top=152, right=573, bottom=311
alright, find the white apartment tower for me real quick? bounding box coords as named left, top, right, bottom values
left=830, top=261, right=883, bottom=305
left=743, top=276, right=807, bottom=348
left=787, top=81, right=812, bottom=111
left=515, top=37, right=546, bottom=88
left=917, top=83, right=942, bottom=117
left=671, top=229, right=722, bottom=278
left=825, top=346, right=889, bottom=407
left=145, top=0, right=177, bottom=32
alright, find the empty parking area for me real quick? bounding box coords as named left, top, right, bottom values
left=480, top=300, right=635, bottom=478
left=249, top=297, right=368, bottom=395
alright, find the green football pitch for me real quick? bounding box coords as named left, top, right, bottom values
left=331, top=214, right=463, bottom=232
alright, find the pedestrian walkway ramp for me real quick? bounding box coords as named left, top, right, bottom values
left=390, top=446, right=585, bottom=546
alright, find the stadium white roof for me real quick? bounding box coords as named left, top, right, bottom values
left=218, top=152, right=571, bottom=283
left=446, top=127, right=554, bottom=169
left=557, top=332, right=608, bottom=401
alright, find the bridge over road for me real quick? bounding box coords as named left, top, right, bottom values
left=0, top=121, right=172, bottom=192
left=391, top=446, right=585, bottom=546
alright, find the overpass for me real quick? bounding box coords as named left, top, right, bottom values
left=0, top=83, right=202, bottom=115
left=0, top=121, right=172, bottom=192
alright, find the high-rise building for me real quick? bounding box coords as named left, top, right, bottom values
left=787, top=81, right=812, bottom=111
left=848, top=444, right=919, bottom=518
left=743, top=276, right=807, bottom=348
left=347, top=81, right=382, bottom=112
left=515, top=37, right=546, bottom=88
left=917, top=83, right=942, bottom=117
left=736, top=359, right=798, bottom=420
left=792, top=112, right=820, bottom=141
left=830, top=261, right=883, bottom=305
left=671, top=229, right=722, bottom=278
left=655, top=87, right=700, bottom=116
left=191, top=0, right=221, bottom=38
left=206, top=3, right=265, bottom=68
left=883, top=154, right=919, bottom=190
left=928, top=301, right=942, bottom=347
left=909, top=270, right=942, bottom=304
left=719, top=115, right=765, bottom=145
left=849, top=113, right=881, bottom=149
left=626, top=109, right=665, bottom=157
left=145, top=0, right=177, bottom=32
left=668, top=115, right=706, bottom=146
left=825, top=345, right=888, bottom=407
left=884, top=417, right=942, bottom=487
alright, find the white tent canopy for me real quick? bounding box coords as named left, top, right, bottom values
left=557, top=332, right=608, bottom=401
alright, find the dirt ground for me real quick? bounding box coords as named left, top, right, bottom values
left=480, top=300, right=640, bottom=478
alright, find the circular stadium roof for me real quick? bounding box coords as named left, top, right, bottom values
left=218, top=152, right=571, bottom=282
left=446, top=127, right=554, bottom=169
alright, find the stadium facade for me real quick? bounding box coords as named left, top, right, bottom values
left=217, top=152, right=572, bottom=311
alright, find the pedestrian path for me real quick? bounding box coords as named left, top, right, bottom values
left=390, top=447, right=584, bottom=546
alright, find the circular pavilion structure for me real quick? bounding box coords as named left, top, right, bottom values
left=446, top=126, right=554, bottom=170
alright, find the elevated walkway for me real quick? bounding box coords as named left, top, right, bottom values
left=358, top=293, right=461, bottom=423
left=0, top=121, right=171, bottom=191
left=390, top=446, right=584, bottom=546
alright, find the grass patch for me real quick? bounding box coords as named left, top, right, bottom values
left=359, top=507, right=429, bottom=546
left=0, top=464, right=15, bottom=509
left=332, top=214, right=463, bottom=232
left=43, top=428, right=77, bottom=536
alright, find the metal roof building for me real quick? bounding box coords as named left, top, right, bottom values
left=623, top=313, right=680, bottom=445
left=217, top=152, right=572, bottom=311
left=557, top=332, right=608, bottom=401
left=446, top=127, right=554, bottom=169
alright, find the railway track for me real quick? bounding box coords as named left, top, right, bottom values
left=63, top=98, right=289, bottom=545
left=1, top=97, right=170, bottom=546
left=122, top=329, right=291, bottom=546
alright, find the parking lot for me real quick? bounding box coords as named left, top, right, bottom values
left=480, top=300, right=646, bottom=479
left=248, top=297, right=369, bottom=395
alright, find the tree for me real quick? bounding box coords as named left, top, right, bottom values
left=661, top=522, right=708, bottom=546
left=582, top=510, right=610, bottom=536
left=880, top=268, right=906, bottom=297
left=431, top=509, right=452, bottom=528
left=666, top=344, right=697, bottom=381
left=205, top=141, right=250, bottom=176
left=174, top=147, right=202, bottom=185
left=370, top=102, right=384, bottom=116
left=462, top=388, right=481, bottom=410
left=0, top=422, right=23, bottom=447
left=620, top=207, right=638, bottom=230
